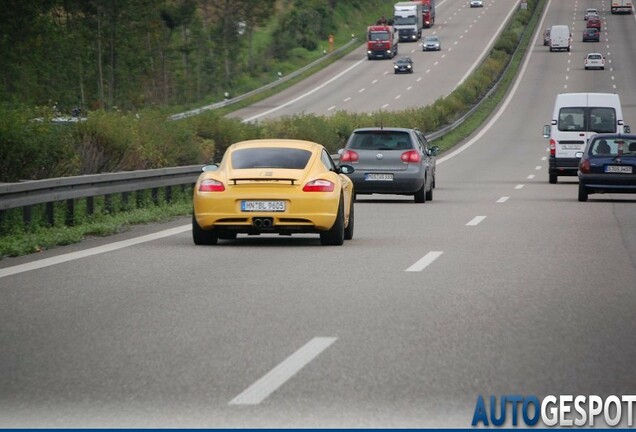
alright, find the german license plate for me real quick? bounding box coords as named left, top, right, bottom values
left=561, top=144, right=583, bottom=150
left=241, top=201, right=285, bottom=212
left=605, top=165, right=633, bottom=174
left=365, top=173, right=394, bottom=181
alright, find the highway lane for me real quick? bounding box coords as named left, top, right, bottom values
left=229, top=0, right=519, bottom=122
left=1, top=0, right=636, bottom=427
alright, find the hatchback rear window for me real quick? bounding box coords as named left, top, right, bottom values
left=231, top=147, right=312, bottom=169
left=348, top=131, right=413, bottom=150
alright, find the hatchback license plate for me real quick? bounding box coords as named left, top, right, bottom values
left=605, top=165, right=633, bottom=174
left=241, top=201, right=285, bottom=212
left=365, top=173, right=394, bottom=181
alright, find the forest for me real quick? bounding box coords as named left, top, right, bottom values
left=0, top=0, right=366, bottom=112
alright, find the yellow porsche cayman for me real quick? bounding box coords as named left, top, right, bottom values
left=193, top=139, right=355, bottom=246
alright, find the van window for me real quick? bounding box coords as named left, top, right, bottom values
left=558, top=107, right=616, bottom=133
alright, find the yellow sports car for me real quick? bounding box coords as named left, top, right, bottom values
left=193, top=139, right=355, bottom=245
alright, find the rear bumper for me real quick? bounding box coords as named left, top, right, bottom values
left=347, top=171, right=425, bottom=194
left=550, top=157, right=580, bottom=176
left=579, top=174, right=636, bottom=194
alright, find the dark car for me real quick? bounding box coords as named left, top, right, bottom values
left=338, top=127, right=438, bottom=203
left=393, top=57, right=414, bottom=74
left=586, top=17, right=601, bottom=30
left=577, top=134, right=636, bottom=201
left=543, top=28, right=551, bottom=46
left=582, top=28, right=600, bottom=42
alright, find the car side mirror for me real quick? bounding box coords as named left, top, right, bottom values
left=543, top=125, right=550, bottom=138
left=202, top=164, right=219, bottom=172
left=430, top=146, right=439, bottom=156
left=625, top=125, right=631, bottom=133
left=339, top=164, right=355, bottom=174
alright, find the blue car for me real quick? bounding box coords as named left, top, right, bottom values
left=577, top=133, right=636, bottom=201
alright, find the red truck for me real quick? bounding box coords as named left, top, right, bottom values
left=366, top=25, right=399, bottom=59
left=413, top=0, right=436, bottom=28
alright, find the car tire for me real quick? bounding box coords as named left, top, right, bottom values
left=192, top=214, right=218, bottom=245
left=425, top=184, right=433, bottom=201
left=549, top=173, right=558, bottom=184
left=344, top=199, right=354, bottom=241
left=578, top=183, right=589, bottom=202
left=320, top=197, right=345, bottom=246
left=414, top=183, right=426, bottom=203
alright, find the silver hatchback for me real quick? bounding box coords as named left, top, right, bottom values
left=338, top=127, right=438, bottom=203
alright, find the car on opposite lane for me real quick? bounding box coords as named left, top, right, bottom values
left=193, top=139, right=355, bottom=246
left=422, top=35, right=441, bottom=51
left=582, top=28, right=600, bottom=42
left=394, top=56, right=414, bottom=73
left=577, top=134, right=636, bottom=201
left=338, top=127, right=438, bottom=203
left=584, top=52, right=605, bottom=69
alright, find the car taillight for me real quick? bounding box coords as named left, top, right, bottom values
left=550, top=139, right=556, bottom=156
left=199, top=179, right=225, bottom=192
left=340, top=150, right=359, bottom=162
left=401, top=150, right=421, bottom=163
left=303, top=179, right=335, bottom=192
left=579, top=158, right=591, bottom=173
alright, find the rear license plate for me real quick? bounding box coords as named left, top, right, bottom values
left=605, top=165, right=633, bottom=174
left=365, top=173, right=394, bottom=181
left=241, top=201, right=285, bottom=212
left=561, top=144, right=583, bottom=150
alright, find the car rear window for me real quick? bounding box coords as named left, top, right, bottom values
left=348, top=131, right=413, bottom=150
left=231, top=147, right=312, bottom=169
left=590, top=138, right=636, bottom=156
left=558, top=107, right=616, bottom=133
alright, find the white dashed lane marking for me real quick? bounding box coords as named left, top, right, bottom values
left=466, top=216, right=486, bottom=226
left=405, top=251, right=443, bottom=272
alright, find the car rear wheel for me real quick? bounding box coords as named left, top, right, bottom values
left=344, top=199, right=354, bottom=240
left=192, top=214, right=218, bottom=245
left=320, top=197, right=345, bottom=246
left=578, top=183, right=589, bottom=202
left=425, top=184, right=433, bottom=201
left=414, top=183, right=426, bottom=203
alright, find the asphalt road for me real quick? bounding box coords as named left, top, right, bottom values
left=1, top=0, right=636, bottom=427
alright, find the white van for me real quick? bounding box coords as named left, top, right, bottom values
left=543, top=93, right=630, bottom=183
left=549, top=25, right=571, bottom=51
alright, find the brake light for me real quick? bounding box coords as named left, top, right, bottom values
left=401, top=150, right=421, bottom=163
left=303, top=179, right=335, bottom=192
left=340, top=150, right=359, bottom=162
left=198, top=179, right=225, bottom=192
left=550, top=139, right=556, bottom=156
left=579, top=158, right=590, bottom=173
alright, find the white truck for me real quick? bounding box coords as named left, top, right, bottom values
left=393, top=2, right=423, bottom=42
left=611, top=0, right=632, bottom=14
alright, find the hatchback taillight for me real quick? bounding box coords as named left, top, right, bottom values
left=199, top=179, right=225, bottom=192
left=303, top=179, right=335, bottom=192
left=401, top=150, right=421, bottom=163
left=340, top=150, right=359, bottom=162
left=579, top=158, right=591, bottom=173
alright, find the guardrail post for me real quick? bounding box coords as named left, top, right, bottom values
left=66, top=199, right=75, bottom=226
left=166, top=186, right=173, bottom=203
left=151, top=187, right=159, bottom=205
left=87, top=196, right=94, bottom=216
left=105, top=194, right=113, bottom=214
left=122, top=192, right=130, bottom=210
left=23, top=205, right=32, bottom=227
left=46, top=202, right=54, bottom=226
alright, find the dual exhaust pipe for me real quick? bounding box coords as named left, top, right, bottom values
left=253, top=217, right=273, bottom=228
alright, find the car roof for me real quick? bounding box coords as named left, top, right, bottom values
left=586, top=52, right=603, bottom=56
left=589, top=133, right=636, bottom=140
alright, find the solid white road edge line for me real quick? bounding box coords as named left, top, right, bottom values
left=0, top=225, right=192, bottom=279
left=228, top=337, right=337, bottom=405
left=405, top=251, right=444, bottom=272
